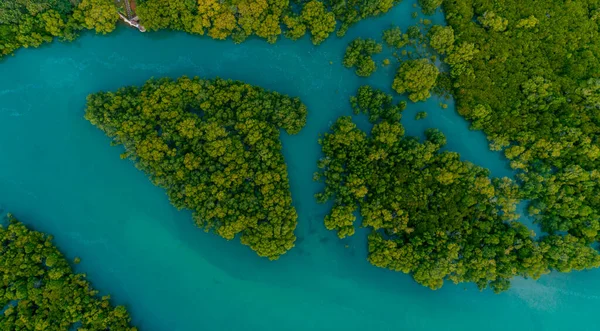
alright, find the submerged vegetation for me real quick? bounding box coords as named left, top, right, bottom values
left=85, top=77, right=306, bottom=260
left=343, top=38, right=382, bottom=77
left=0, top=214, right=136, bottom=330
left=415, top=111, right=427, bottom=120
left=315, top=87, right=600, bottom=292
left=382, top=26, right=409, bottom=49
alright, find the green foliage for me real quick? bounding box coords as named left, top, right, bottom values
left=316, top=88, right=600, bottom=292
left=0, top=0, right=118, bottom=58
left=343, top=38, right=382, bottom=77
left=137, top=0, right=288, bottom=43
left=427, top=25, right=454, bottom=55
left=0, top=215, right=136, bottom=330
left=350, top=85, right=406, bottom=123
left=134, top=1, right=198, bottom=34
left=406, top=25, right=421, bottom=39
left=442, top=0, right=600, bottom=246
left=478, top=11, right=508, bottom=32
left=283, top=14, right=307, bottom=40
left=392, top=59, right=439, bottom=102
left=1, top=0, right=406, bottom=51
left=382, top=26, right=409, bottom=49
left=324, top=0, right=400, bottom=36
left=137, top=0, right=341, bottom=45
left=301, top=0, right=337, bottom=45
left=382, top=24, right=454, bottom=101
left=134, top=0, right=404, bottom=44
left=85, top=77, right=307, bottom=260
left=71, top=0, right=119, bottom=34
left=418, top=0, right=442, bottom=15
left=415, top=111, right=427, bottom=120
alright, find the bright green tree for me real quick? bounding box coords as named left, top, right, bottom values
left=382, top=26, right=409, bottom=48
left=418, top=0, right=443, bottom=15
left=301, top=0, right=337, bottom=45
left=392, top=59, right=439, bottom=102
left=427, top=25, right=454, bottom=54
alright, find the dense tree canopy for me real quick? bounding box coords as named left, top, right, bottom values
left=0, top=0, right=406, bottom=51
left=85, top=77, right=307, bottom=259
left=418, top=0, right=442, bottom=15
left=299, top=0, right=337, bottom=45
left=323, top=0, right=400, bottom=36
left=377, top=24, right=444, bottom=102
left=392, top=59, right=439, bottom=102
left=0, top=0, right=118, bottom=58
left=136, top=0, right=289, bottom=43
left=427, top=25, right=454, bottom=55
left=316, top=87, right=600, bottom=292
left=135, top=0, right=400, bottom=44
left=350, top=85, right=406, bottom=123
left=343, top=38, right=382, bottom=77
left=438, top=0, right=600, bottom=247
left=0, top=215, right=136, bottom=330
left=382, top=26, right=409, bottom=49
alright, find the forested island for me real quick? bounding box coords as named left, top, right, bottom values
left=316, top=87, right=600, bottom=292
left=343, top=38, right=382, bottom=77
left=85, top=77, right=306, bottom=260
left=0, top=215, right=136, bottom=330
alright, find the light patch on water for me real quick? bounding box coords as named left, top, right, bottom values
left=0, top=107, right=22, bottom=117
left=510, top=277, right=559, bottom=311
left=0, top=84, right=43, bottom=96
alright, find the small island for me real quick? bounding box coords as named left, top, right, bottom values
left=343, top=38, right=382, bottom=77
left=85, top=77, right=307, bottom=260
left=315, top=87, right=600, bottom=292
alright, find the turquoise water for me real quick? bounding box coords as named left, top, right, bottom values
left=0, top=2, right=597, bottom=330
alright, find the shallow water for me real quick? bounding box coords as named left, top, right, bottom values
left=0, top=2, right=597, bottom=330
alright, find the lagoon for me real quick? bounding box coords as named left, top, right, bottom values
left=0, top=2, right=598, bottom=330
